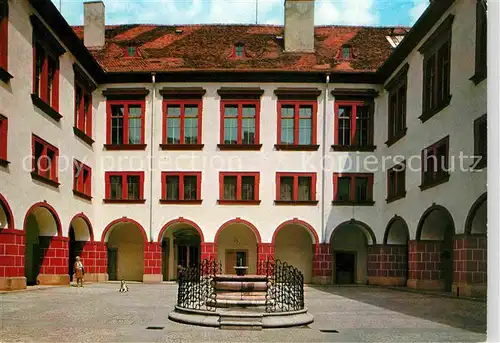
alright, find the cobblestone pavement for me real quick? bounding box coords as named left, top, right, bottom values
left=0, top=283, right=486, bottom=342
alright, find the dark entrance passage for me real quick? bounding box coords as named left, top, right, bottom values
left=335, top=252, right=355, bottom=284
left=107, top=248, right=117, bottom=281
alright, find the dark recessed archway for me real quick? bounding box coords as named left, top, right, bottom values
left=465, top=193, right=487, bottom=235
left=383, top=216, right=410, bottom=245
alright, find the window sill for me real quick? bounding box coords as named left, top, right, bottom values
left=470, top=71, right=486, bottom=85
left=418, top=95, right=452, bottom=123
left=274, top=200, right=319, bottom=206
left=0, top=67, right=13, bottom=83
left=331, top=145, right=376, bottom=152
left=0, top=158, right=10, bottom=168
left=160, top=199, right=203, bottom=205
left=104, top=144, right=147, bottom=151
left=31, top=94, right=62, bottom=122
left=103, top=199, right=146, bottom=204
left=385, top=128, right=408, bottom=147
left=73, top=127, right=94, bottom=146
left=275, top=144, right=319, bottom=151
left=160, top=144, right=204, bottom=151
left=217, top=144, right=262, bottom=151
left=217, top=200, right=261, bottom=205
left=386, top=192, right=406, bottom=204
left=419, top=174, right=450, bottom=191
left=31, top=171, right=60, bottom=188
left=331, top=200, right=375, bottom=206
left=73, top=190, right=92, bottom=201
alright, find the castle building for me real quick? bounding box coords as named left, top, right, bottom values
left=0, top=0, right=487, bottom=297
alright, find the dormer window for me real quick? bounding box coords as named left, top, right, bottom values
left=342, top=45, right=352, bottom=60
left=235, top=43, right=245, bottom=58
left=126, top=46, right=137, bottom=57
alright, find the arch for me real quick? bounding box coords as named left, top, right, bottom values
left=416, top=204, right=455, bottom=241
left=157, top=217, right=204, bottom=243
left=383, top=215, right=410, bottom=245
left=329, top=219, right=377, bottom=246
left=23, top=201, right=62, bottom=236
left=215, top=218, right=261, bottom=244
left=0, top=192, right=14, bottom=229
left=101, top=217, right=148, bottom=243
left=272, top=218, right=318, bottom=245
left=68, top=213, right=94, bottom=242
left=465, top=192, right=487, bottom=235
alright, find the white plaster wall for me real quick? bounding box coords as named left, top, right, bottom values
left=0, top=0, right=95, bottom=240
left=377, top=0, right=487, bottom=241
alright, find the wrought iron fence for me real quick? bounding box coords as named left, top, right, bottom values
left=176, top=259, right=220, bottom=312
left=261, top=259, right=305, bottom=313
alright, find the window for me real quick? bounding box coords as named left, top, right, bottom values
left=74, top=83, right=92, bottom=141
left=277, top=102, right=317, bottom=147
left=161, top=172, right=202, bottom=203
left=275, top=173, right=317, bottom=204
left=126, top=46, right=137, bottom=57
left=234, top=44, right=245, bottom=58
left=31, top=135, right=59, bottom=186
left=385, top=64, right=408, bottom=146
left=341, top=45, right=352, bottom=60
left=419, top=15, right=453, bottom=121
left=387, top=161, right=406, bottom=203
left=73, top=160, right=92, bottom=200
left=0, top=0, right=10, bottom=82
left=474, top=114, right=487, bottom=169
left=420, top=136, right=450, bottom=190
left=0, top=114, right=7, bottom=164
left=472, top=0, right=487, bottom=84
left=33, top=42, right=60, bottom=112
left=104, top=172, right=145, bottom=203
left=220, top=101, right=260, bottom=146
left=106, top=100, right=145, bottom=148
left=218, top=172, right=260, bottom=204
left=334, top=101, right=374, bottom=150
left=333, top=173, right=374, bottom=205
left=163, top=101, right=202, bottom=146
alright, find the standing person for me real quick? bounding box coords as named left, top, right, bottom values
left=74, top=256, right=84, bottom=287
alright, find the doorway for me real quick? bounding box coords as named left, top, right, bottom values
left=225, top=250, right=247, bottom=274
left=107, top=248, right=117, bottom=281
left=335, top=252, right=355, bottom=284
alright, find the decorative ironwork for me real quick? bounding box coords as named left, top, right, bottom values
left=176, top=259, right=220, bottom=311
left=262, top=259, right=305, bottom=313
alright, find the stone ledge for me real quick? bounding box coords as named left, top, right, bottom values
left=0, top=277, right=27, bottom=291
left=37, top=274, right=70, bottom=286
left=143, top=274, right=163, bottom=284
left=368, top=276, right=407, bottom=287
left=407, top=278, right=444, bottom=291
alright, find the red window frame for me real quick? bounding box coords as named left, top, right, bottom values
left=0, top=1, right=8, bottom=73
left=162, top=99, right=203, bottom=146
left=106, top=99, right=146, bottom=147
left=32, top=43, right=60, bottom=111
left=74, top=82, right=92, bottom=139
left=334, top=100, right=374, bottom=149
left=386, top=161, right=406, bottom=203
left=104, top=171, right=145, bottom=203
left=0, top=114, right=7, bottom=163
left=276, top=100, right=317, bottom=146
left=73, top=160, right=92, bottom=200
left=220, top=99, right=260, bottom=145
left=218, top=172, right=260, bottom=204
left=233, top=43, right=246, bottom=58
left=420, top=136, right=450, bottom=190
left=333, top=173, right=374, bottom=204
left=31, top=134, right=59, bottom=185
left=275, top=172, right=317, bottom=204
left=161, top=172, right=202, bottom=204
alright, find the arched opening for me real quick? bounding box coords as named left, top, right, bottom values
left=273, top=220, right=317, bottom=283
left=465, top=193, right=486, bottom=235
left=416, top=205, right=455, bottom=292
left=103, top=219, right=146, bottom=282
left=0, top=193, right=14, bottom=230
left=215, top=219, right=260, bottom=275
left=384, top=216, right=409, bottom=245
left=158, top=219, right=203, bottom=281
left=24, top=202, right=61, bottom=285
left=68, top=214, right=93, bottom=282
left=330, top=220, right=375, bottom=285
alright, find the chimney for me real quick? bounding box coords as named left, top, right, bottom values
left=284, top=0, right=315, bottom=52
left=84, top=1, right=105, bottom=49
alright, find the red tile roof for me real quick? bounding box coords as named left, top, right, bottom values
left=72, top=25, right=409, bottom=73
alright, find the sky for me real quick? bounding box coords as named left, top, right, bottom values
left=51, top=0, right=429, bottom=27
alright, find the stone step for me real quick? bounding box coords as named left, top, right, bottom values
left=216, top=291, right=266, bottom=297
left=215, top=274, right=267, bottom=282
left=219, top=312, right=263, bottom=331
left=215, top=281, right=267, bottom=292
left=216, top=294, right=266, bottom=301
left=208, top=298, right=267, bottom=308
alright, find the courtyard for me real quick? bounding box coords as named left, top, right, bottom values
left=0, top=283, right=486, bottom=342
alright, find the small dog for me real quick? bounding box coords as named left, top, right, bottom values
left=119, top=279, right=129, bottom=293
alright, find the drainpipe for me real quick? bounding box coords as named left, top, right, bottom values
left=321, top=73, right=330, bottom=244
left=149, top=73, right=157, bottom=243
